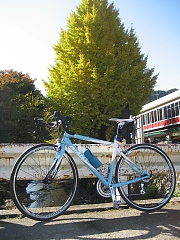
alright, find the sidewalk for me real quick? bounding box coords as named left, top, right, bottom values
left=1, top=197, right=180, bottom=219
left=0, top=202, right=114, bottom=219
left=1, top=199, right=180, bottom=240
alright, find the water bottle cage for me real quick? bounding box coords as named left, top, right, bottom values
left=84, top=148, right=102, bottom=169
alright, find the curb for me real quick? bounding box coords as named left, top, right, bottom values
left=0, top=197, right=180, bottom=219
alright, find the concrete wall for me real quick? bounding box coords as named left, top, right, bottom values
left=0, top=143, right=179, bottom=180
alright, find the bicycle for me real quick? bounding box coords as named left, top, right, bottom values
left=10, top=111, right=176, bottom=221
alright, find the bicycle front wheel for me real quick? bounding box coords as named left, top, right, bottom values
left=115, top=144, right=176, bottom=211
left=10, top=144, right=78, bottom=221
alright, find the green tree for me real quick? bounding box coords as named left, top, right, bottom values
left=0, top=70, right=47, bottom=143
left=47, top=0, right=157, bottom=140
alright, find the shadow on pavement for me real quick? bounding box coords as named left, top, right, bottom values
left=0, top=207, right=180, bottom=240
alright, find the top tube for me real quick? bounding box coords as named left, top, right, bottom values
left=64, top=132, right=113, bottom=145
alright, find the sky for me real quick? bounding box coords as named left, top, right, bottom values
left=0, top=0, right=180, bottom=94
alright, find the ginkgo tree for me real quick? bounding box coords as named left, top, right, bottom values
left=46, top=0, right=157, bottom=140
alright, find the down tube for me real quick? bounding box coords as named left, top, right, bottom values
left=64, top=138, right=110, bottom=187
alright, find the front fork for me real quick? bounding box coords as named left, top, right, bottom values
left=43, top=143, right=66, bottom=184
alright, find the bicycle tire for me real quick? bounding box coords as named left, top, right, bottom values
left=115, top=144, right=176, bottom=211
left=10, top=143, right=78, bottom=221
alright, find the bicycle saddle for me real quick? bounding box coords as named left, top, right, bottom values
left=109, top=118, right=134, bottom=123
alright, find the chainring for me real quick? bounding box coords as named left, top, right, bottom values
left=96, top=179, right=111, bottom=198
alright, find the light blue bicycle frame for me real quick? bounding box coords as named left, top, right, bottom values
left=54, top=131, right=151, bottom=190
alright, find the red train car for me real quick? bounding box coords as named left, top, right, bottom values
left=136, top=90, right=180, bottom=143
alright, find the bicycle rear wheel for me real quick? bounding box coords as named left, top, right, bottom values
left=115, top=144, right=176, bottom=211
left=10, top=144, right=78, bottom=221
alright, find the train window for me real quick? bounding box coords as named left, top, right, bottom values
left=158, top=108, right=162, bottom=120
left=164, top=106, right=167, bottom=119
left=151, top=111, right=154, bottom=123
left=171, top=103, right=175, bottom=117
left=150, top=111, right=154, bottom=123
left=144, top=114, right=147, bottom=124
left=142, top=114, right=145, bottom=125
left=154, top=110, right=157, bottom=122
left=144, top=114, right=147, bottom=125
left=147, top=113, right=150, bottom=124
left=175, top=101, right=179, bottom=116
left=167, top=105, right=171, bottom=118
left=151, top=110, right=156, bottom=122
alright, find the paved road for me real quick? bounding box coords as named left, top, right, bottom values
left=0, top=201, right=180, bottom=240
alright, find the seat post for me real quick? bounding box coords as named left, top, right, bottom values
left=114, top=122, right=125, bottom=142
